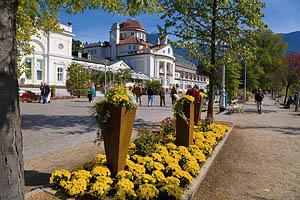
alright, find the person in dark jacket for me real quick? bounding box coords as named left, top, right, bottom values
left=159, top=87, right=166, bottom=106
left=170, top=86, right=177, bottom=105
left=43, top=83, right=51, bottom=104
left=147, top=86, right=154, bottom=107
left=254, top=89, right=264, bottom=114
left=39, top=82, right=44, bottom=103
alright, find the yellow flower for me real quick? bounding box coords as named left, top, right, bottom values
left=89, top=179, right=111, bottom=198
left=182, top=95, right=195, bottom=102
left=173, top=169, right=193, bottom=186
left=91, top=166, right=111, bottom=177
left=164, top=176, right=180, bottom=186
left=199, top=92, right=207, bottom=98
left=152, top=170, right=165, bottom=182
left=136, top=184, right=159, bottom=200
left=71, top=170, right=91, bottom=181
left=115, top=178, right=134, bottom=190
left=93, top=154, right=106, bottom=165
left=64, top=178, right=87, bottom=197
left=141, top=174, right=156, bottom=184
left=166, top=143, right=177, bottom=151
left=183, top=161, right=200, bottom=177
left=146, top=161, right=165, bottom=172
left=116, top=170, right=133, bottom=180
left=151, top=153, right=162, bottom=162
left=160, top=184, right=184, bottom=199
left=49, top=169, right=71, bottom=189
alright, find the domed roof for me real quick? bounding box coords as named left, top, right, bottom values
left=120, top=19, right=145, bottom=32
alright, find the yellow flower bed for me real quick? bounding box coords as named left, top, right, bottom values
left=49, top=123, right=229, bottom=199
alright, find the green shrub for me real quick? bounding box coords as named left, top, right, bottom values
left=145, top=80, right=162, bottom=95
left=134, top=127, right=162, bottom=156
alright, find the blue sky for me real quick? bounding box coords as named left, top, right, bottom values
left=58, top=0, right=300, bottom=43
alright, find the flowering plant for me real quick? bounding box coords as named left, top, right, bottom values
left=173, top=95, right=195, bottom=124
left=94, top=87, right=137, bottom=143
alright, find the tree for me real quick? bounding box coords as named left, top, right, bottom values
left=283, top=54, right=300, bottom=107
left=16, top=0, right=163, bottom=77
left=66, top=62, right=90, bottom=97
left=145, top=80, right=162, bottom=95
left=0, top=0, right=24, bottom=199
left=72, top=39, right=84, bottom=53
left=159, top=0, right=265, bottom=118
left=2, top=1, right=162, bottom=198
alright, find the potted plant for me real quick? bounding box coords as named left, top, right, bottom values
left=173, top=95, right=194, bottom=147
left=94, top=87, right=137, bottom=176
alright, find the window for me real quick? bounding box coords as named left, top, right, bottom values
left=137, top=32, right=140, bottom=38
left=36, top=59, right=43, bottom=81
left=25, top=58, right=32, bottom=79
left=124, top=33, right=127, bottom=37
left=131, top=32, right=134, bottom=36
left=128, top=45, right=132, bottom=50
left=168, top=48, right=170, bottom=54
left=120, top=33, right=123, bottom=38
left=133, top=45, right=136, bottom=50
left=163, top=50, right=165, bottom=54
left=57, top=67, right=63, bottom=82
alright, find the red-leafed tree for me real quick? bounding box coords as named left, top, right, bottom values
left=283, top=54, right=300, bottom=110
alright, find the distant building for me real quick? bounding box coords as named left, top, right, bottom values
left=84, top=19, right=208, bottom=89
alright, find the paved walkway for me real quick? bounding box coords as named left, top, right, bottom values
left=21, top=95, right=173, bottom=162
left=193, top=98, right=300, bottom=200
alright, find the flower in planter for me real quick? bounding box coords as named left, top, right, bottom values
left=173, top=95, right=195, bottom=124
left=163, top=176, right=180, bottom=186
left=49, top=169, right=71, bottom=189
left=159, top=184, right=184, bottom=199
left=91, top=166, right=111, bottom=178
left=93, top=154, right=106, bottom=165
left=89, top=177, right=112, bottom=198
left=136, top=183, right=159, bottom=200
left=114, top=178, right=137, bottom=199
left=152, top=170, right=165, bottom=182
left=116, top=170, right=133, bottom=180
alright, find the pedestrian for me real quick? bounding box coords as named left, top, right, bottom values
left=90, top=83, right=96, bottom=102
left=134, top=84, right=143, bottom=106
left=186, top=85, right=200, bottom=102
left=170, top=86, right=177, bottom=105
left=285, top=96, right=293, bottom=109
left=39, top=82, right=44, bottom=103
left=254, top=88, right=264, bottom=114
left=43, top=83, right=51, bottom=104
left=159, top=87, right=166, bottom=106
left=147, top=85, right=154, bottom=107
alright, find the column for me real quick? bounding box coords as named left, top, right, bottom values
left=164, top=62, right=167, bottom=87
left=156, top=61, right=160, bottom=78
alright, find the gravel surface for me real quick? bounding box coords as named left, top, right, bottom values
left=21, top=95, right=173, bottom=162
left=193, top=97, right=300, bottom=200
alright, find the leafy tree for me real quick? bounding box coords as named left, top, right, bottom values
left=1, top=1, right=162, bottom=198
left=16, top=0, right=163, bottom=77
left=159, top=0, right=266, bottom=118
left=72, top=39, right=84, bottom=53
left=145, top=80, right=162, bottom=95
left=117, top=68, right=132, bottom=84
left=283, top=54, right=300, bottom=105
left=66, top=62, right=90, bottom=97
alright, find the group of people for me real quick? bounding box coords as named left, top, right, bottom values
left=285, top=95, right=298, bottom=109
left=39, top=82, right=51, bottom=104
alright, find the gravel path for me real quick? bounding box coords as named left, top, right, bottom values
left=193, top=97, right=300, bottom=200
left=21, top=95, right=173, bottom=162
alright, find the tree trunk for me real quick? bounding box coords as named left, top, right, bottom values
left=295, top=84, right=299, bottom=112
left=284, top=83, right=290, bottom=105
left=0, top=0, right=24, bottom=199
left=207, top=0, right=217, bottom=119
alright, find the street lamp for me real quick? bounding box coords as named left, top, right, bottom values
left=220, top=63, right=226, bottom=112
left=104, top=60, right=107, bottom=94
left=244, top=58, right=247, bottom=99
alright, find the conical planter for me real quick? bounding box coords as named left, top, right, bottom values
left=176, top=103, right=194, bottom=147
left=102, top=106, right=137, bottom=177
left=194, top=97, right=204, bottom=125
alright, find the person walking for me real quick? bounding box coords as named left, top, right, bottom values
left=254, top=88, right=264, bottom=114
left=135, top=84, right=143, bottom=106
left=43, top=83, right=51, bottom=104
left=90, top=83, right=96, bottom=102
left=147, top=86, right=154, bottom=107
left=159, top=87, right=166, bottom=106
left=39, top=82, right=44, bottom=103
left=171, top=86, right=177, bottom=105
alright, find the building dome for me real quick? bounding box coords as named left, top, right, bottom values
left=120, top=19, right=145, bottom=32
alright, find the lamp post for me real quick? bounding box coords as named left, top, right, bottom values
left=104, top=60, right=107, bottom=94
left=244, top=58, right=247, bottom=99
left=220, top=63, right=226, bottom=112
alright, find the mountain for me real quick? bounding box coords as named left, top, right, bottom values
left=278, top=31, right=300, bottom=55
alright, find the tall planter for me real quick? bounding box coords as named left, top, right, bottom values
left=102, top=106, right=137, bottom=177
left=176, top=103, right=194, bottom=147
left=194, top=97, right=204, bottom=125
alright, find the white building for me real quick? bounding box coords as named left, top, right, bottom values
left=19, top=23, right=74, bottom=96
left=84, top=19, right=176, bottom=88
left=84, top=19, right=208, bottom=90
